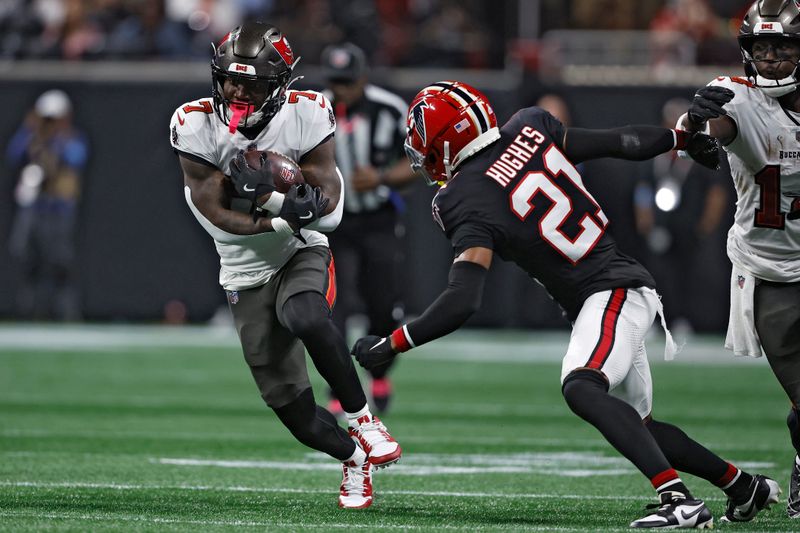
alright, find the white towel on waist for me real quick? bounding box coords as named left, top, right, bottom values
left=724, top=264, right=764, bottom=358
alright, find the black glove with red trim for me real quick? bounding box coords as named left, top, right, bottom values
left=351, top=335, right=396, bottom=370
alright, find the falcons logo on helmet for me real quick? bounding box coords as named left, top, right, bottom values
left=411, top=100, right=431, bottom=145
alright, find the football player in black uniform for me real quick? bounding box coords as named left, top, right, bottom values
left=352, top=81, right=779, bottom=528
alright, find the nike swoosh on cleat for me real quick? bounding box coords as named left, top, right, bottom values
left=299, top=211, right=313, bottom=220
left=680, top=505, right=705, bottom=520
left=243, top=184, right=255, bottom=192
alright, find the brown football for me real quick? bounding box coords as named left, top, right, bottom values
left=243, top=149, right=305, bottom=194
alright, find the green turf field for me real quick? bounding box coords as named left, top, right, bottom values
left=0, top=325, right=795, bottom=531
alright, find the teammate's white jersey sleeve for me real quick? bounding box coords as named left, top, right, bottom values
left=170, top=93, right=333, bottom=290
left=707, top=76, right=800, bottom=282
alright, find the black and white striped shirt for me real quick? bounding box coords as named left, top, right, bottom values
left=324, top=85, right=408, bottom=214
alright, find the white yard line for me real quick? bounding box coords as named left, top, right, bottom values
left=155, top=454, right=774, bottom=478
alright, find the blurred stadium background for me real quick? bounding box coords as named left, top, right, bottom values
left=0, top=0, right=752, bottom=329
left=3, top=1, right=795, bottom=531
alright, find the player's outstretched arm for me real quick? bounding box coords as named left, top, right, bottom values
left=180, top=154, right=279, bottom=235
left=563, top=126, right=721, bottom=169
left=351, top=247, right=492, bottom=370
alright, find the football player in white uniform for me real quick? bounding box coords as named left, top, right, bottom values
left=168, top=22, right=401, bottom=509
left=679, top=0, right=800, bottom=520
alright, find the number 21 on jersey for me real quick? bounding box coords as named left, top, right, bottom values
left=510, top=146, right=609, bottom=264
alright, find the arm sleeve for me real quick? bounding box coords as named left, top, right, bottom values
left=396, top=260, right=488, bottom=350
left=563, top=126, right=677, bottom=164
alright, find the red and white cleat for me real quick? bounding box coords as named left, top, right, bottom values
left=349, top=415, right=402, bottom=468
left=338, top=458, right=373, bottom=509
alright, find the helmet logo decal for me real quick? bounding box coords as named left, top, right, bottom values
left=229, top=63, right=255, bottom=74
left=755, top=21, right=783, bottom=33
left=411, top=100, right=431, bottom=145
left=272, top=36, right=295, bottom=67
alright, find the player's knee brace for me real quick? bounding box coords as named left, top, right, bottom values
left=281, top=291, right=331, bottom=339
left=788, top=407, right=800, bottom=454
left=561, top=369, right=609, bottom=417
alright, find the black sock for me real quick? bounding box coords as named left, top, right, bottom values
left=788, top=408, right=800, bottom=456
left=273, top=388, right=355, bottom=461
left=645, top=418, right=752, bottom=499
left=562, top=371, right=691, bottom=498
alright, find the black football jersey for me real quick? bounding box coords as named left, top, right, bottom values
left=433, top=107, right=655, bottom=320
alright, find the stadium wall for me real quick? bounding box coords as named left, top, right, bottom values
left=0, top=72, right=731, bottom=330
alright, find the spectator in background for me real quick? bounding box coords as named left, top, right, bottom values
left=633, top=97, right=731, bottom=335
left=6, top=89, right=89, bottom=320
left=407, top=0, right=490, bottom=68
left=321, top=43, right=416, bottom=415
left=650, top=0, right=740, bottom=67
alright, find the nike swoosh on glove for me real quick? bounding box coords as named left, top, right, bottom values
left=351, top=335, right=396, bottom=370
left=278, top=183, right=330, bottom=244
left=229, top=150, right=275, bottom=203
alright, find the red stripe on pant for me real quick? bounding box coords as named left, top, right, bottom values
left=325, top=253, right=337, bottom=309
left=585, top=288, right=627, bottom=370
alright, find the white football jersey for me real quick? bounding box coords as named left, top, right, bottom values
left=169, top=90, right=337, bottom=290
left=707, top=76, right=800, bottom=282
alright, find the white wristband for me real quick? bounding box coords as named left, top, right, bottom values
left=260, top=191, right=285, bottom=215
left=271, top=217, right=294, bottom=235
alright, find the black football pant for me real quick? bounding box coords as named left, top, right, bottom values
left=328, top=206, right=403, bottom=380
left=754, top=279, right=800, bottom=455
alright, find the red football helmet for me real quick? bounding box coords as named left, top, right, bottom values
left=405, top=81, right=500, bottom=185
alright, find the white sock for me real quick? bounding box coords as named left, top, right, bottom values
left=345, top=404, right=371, bottom=428
left=344, top=443, right=367, bottom=465
left=796, top=455, right=800, bottom=468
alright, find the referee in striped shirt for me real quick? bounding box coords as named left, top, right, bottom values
left=321, top=43, right=417, bottom=415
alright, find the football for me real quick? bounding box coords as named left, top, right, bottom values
left=243, top=149, right=305, bottom=193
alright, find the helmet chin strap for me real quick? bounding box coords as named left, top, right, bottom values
left=443, top=141, right=452, bottom=180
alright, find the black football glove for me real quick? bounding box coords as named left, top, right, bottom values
left=351, top=335, right=397, bottom=370
left=229, top=150, right=275, bottom=204
left=278, top=183, right=330, bottom=244
left=688, top=86, right=735, bottom=128
left=684, top=132, right=721, bottom=170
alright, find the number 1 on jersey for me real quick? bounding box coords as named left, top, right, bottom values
left=754, top=165, right=785, bottom=230
left=510, top=146, right=608, bottom=264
